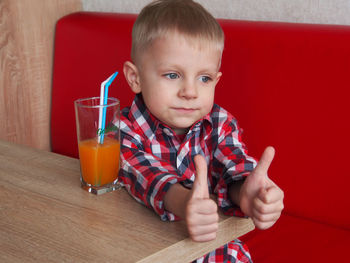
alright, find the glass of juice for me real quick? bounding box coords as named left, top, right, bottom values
left=74, top=97, right=121, bottom=194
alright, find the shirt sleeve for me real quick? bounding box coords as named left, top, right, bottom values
left=119, top=119, right=185, bottom=222
left=212, top=111, right=257, bottom=217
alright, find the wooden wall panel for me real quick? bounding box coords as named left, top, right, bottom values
left=0, top=0, right=81, bottom=150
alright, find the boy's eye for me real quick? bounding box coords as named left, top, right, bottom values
left=164, top=73, right=179, bottom=79
left=199, top=76, right=211, bottom=83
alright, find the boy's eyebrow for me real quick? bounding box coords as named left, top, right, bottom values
left=198, top=64, right=222, bottom=74
left=157, top=66, right=219, bottom=75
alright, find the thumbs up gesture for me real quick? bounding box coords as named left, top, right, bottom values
left=186, top=155, right=219, bottom=242
left=239, top=147, right=284, bottom=230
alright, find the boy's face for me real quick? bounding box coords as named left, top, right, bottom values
left=125, top=32, right=222, bottom=134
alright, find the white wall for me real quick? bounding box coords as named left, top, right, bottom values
left=82, top=0, right=350, bottom=25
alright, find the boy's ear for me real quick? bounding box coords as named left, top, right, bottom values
left=123, top=61, right=141, bottom=94
left=215, top=72, right=222, bottom=84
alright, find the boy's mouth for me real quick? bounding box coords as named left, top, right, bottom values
left=172, top=107, right=197, bottom=113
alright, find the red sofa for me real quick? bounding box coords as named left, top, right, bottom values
left=51, top=12, right=350, bottom=262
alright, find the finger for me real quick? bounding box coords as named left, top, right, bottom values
left=253, top=146, right=275, bottom=176
left=253, top=197, right=284, bottom=215
left=188, top=222, right=219, bottom=237
left=258, top=186, right=284, bottom=204
left=191, top=231, right=217, bottom=242
left=252, top=209, right=282, bottom=223
left=252, top=218, right=278, bottom=230
left=190, top=199, right=218, bottom=215
left=192, top=154, right=209, bottom=199
left=187, top=209, right=219, bottom=226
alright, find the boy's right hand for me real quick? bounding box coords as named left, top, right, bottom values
left=186, top=155, right=219, bottom=242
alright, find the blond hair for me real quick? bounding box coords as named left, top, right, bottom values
left=131, top=0, right=224, bottom=63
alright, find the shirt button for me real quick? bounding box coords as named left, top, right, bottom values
left=163, top=128, right=173, bottom=136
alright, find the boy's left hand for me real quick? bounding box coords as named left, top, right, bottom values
left=239, top=146, right=284, bottom=230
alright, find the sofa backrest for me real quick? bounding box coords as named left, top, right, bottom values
left=52, top=12, right=350, bottom=229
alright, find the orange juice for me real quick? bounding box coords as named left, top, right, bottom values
left=78, top=137, right=120, bottom=186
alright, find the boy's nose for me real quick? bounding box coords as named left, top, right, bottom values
left=178, top=81, right=198, bottom=99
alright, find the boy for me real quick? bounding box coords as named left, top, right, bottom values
left=119, top=0, right=284, bottom=262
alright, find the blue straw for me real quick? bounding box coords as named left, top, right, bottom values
left=100, top=72, right=118, bottom=144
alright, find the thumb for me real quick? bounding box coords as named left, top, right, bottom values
left=253, top=146, right=275, bottom=178
left=192, top=154, right=209, bottom=199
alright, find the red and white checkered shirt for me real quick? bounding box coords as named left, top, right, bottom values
left=119, top=94, right=256, bottom=262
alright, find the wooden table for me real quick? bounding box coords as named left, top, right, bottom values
left=0, top=140, right=254, bottom=262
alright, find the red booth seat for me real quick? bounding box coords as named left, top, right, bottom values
left=52, top=12, right=350, bottom=262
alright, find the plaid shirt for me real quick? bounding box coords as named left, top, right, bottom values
left=119, top=94, right=256, bottom=262
left=119, top=94, right=257, bottom=221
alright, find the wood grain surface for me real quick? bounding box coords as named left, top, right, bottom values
left=0, top=0, right=81, bottom=150
left=0, top=140, right=254, bottom=262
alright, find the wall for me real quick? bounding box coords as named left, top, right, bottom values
left=82, top=0, right=350, bottom=25
left=0, top=0, right=81, bottom=150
